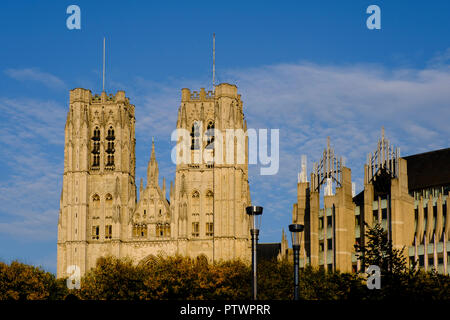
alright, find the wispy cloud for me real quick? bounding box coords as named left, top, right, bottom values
left=121, top=59, right=450, bottom=243
left=0, top=57, right=449, bottom=246
left=4, top=68, right=65, bottom=89
left=0, top=97, right=64, bottom=241
left=222, top=61, right=450, bottom=232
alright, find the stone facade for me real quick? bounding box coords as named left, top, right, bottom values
left=57, top=83, right=252, bottom=279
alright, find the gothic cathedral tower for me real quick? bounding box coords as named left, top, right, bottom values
left=57, top=89, right=137, bottom=278
left=172, top=83, right=252, bottom=262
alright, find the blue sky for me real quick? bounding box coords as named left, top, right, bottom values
left=0, top=0, right=449, bottom=274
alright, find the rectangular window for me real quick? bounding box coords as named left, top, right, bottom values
left=327, top=238, right=333, bottom=250
left=433, top=206, right=437, bottom=229
left=327, top=217, right=332, bottom=227
left=355, top=215, right=360, bottom=227
left=319, top=241, right=324, bottom=252
left=319, top=217, right=324, bottom=229
left=382, top=208, right=387, bottom=220
left=192, top=222, right=199, bottom=237
left=373, top=210, right=378, bottom=223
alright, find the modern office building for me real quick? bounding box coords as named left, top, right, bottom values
left=292, top=130, right=449, bottom=274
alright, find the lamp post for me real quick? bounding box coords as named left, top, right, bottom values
left=289, top=223, right=304, bottom=301
left=246, top=206, right=263, bottom=300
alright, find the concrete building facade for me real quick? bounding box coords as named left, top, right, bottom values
left=292, top=130, right=450, bottom=274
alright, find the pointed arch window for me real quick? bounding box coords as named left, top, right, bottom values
left=92, top=194, right=100, bottom=208
left=92, top=225, right=99, bottom=240
left=205, top=121, right=214, bottom=149
left=105, top=225, right=112, bottom=239
left=191, top=121, right=201, bottom=150
left=133, top=224, right=147, bottom=238
left=91, top=127, right=100, bottom=168
left=205, top=191, right=214, bottom=236
left=105, top=193, right=113, bottom=203
left=206, top=213, right=214, bottom=237
left=192, top=213, right=200, bottom=237
left=106, top=126, right=115, bottom=167
left=156, top=223, right=171, bottom=237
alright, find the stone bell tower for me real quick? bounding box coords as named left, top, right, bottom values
left=57, top=89, right=137, bottom=278
left=171, top=83, right=252, bottom=262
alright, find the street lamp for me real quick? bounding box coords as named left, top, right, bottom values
left=289, top=223, right=304, bottom=301
left=246, top=205, right=263, bottom=300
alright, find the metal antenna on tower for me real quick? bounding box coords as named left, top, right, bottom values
left=213, top=33, right=215, bottom=89
left=103, top=37, right=106, bottom=92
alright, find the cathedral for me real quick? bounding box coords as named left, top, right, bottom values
left=57, top=83, right=252, bottom=279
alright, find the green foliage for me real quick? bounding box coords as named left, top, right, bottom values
left=0, top=260, right=67, bottom=300
left=0, top=250, right=448, bottom=300
left=298, top=266, right=366, bottom=300
left=355, top=223, right=407, bottom=275
left=354, top=223, right=450, bottom=300
left=74, top=255, right=366, bottom=300
left=76, top=256, right=146, bottom=300
left=75, top=254, right=252, bottom=300
left=257, top=258, right=293, bottom=300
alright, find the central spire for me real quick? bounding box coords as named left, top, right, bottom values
left=147, top=137, right=159, bottom=186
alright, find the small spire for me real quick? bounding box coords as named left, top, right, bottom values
left=151, top=137, right=156, bottom=161
left=327, top=136, right=330, bottom=151
left=147, top=139, right=159, bottom=186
